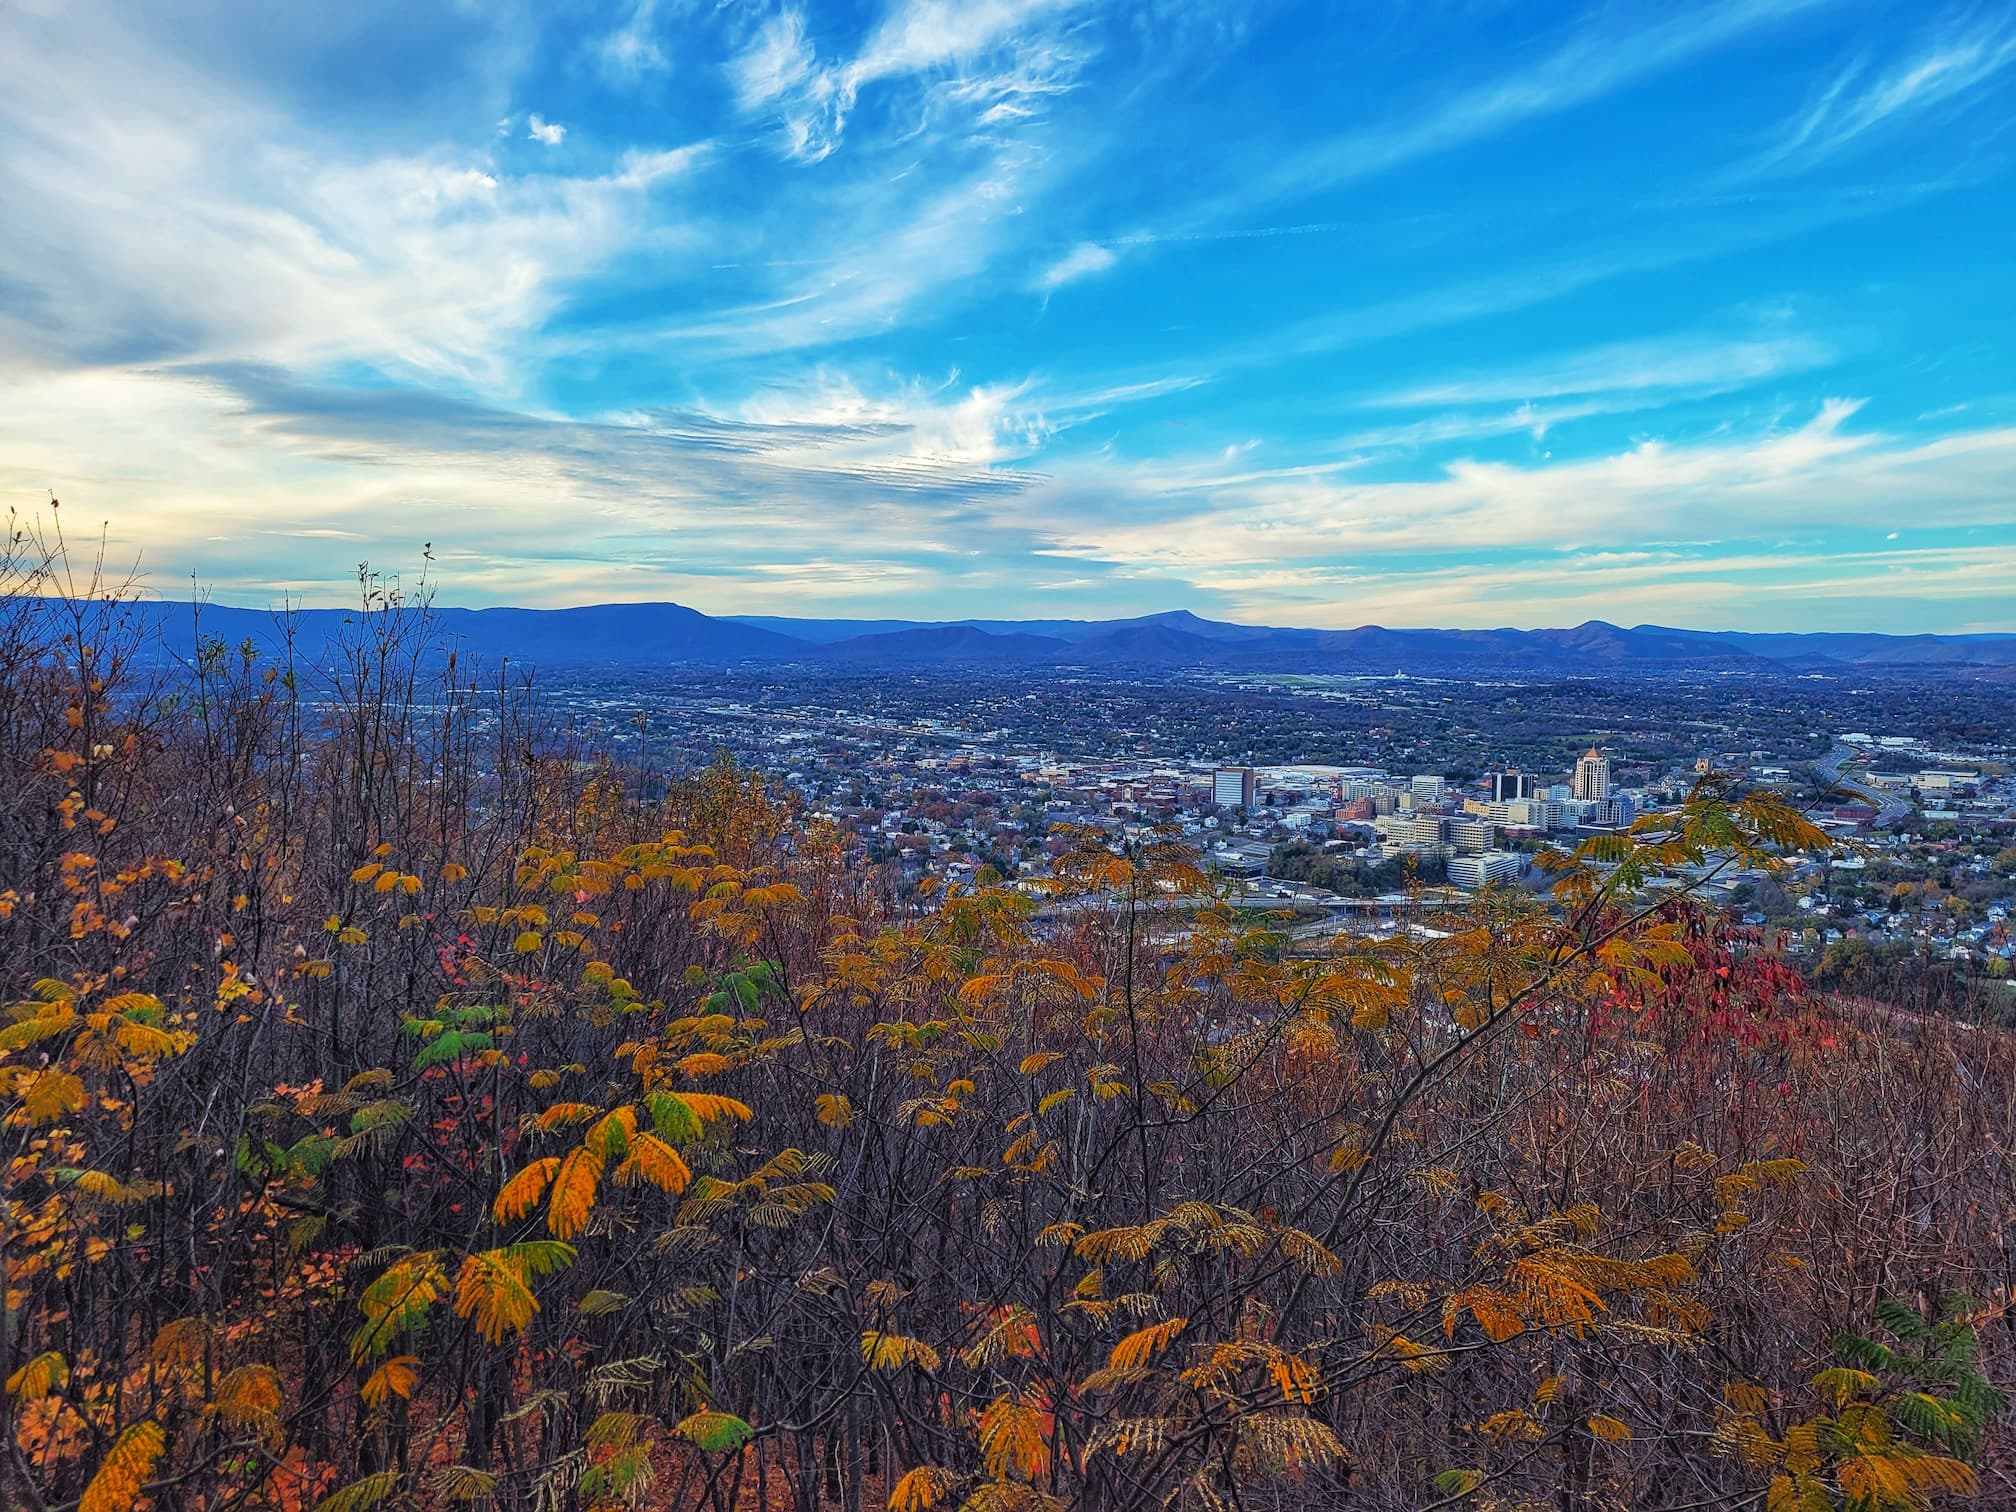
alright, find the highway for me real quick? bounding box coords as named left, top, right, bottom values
left=1811, top=743, right=1914, bottom=828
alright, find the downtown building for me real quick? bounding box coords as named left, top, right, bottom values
left=1573, top=748, right=1612, bottom=802
left=1213, top=766, right=1258, bottom=809
left=1448, top=850, right=1525, bottom=890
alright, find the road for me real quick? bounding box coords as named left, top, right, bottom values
left=1811, top=743, right=1913, bottom=828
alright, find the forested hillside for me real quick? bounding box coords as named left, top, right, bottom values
left=2, top=542, right=2010, bottom=1511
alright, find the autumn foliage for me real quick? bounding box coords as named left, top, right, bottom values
left=0, top=533, right=2010, bottom=1510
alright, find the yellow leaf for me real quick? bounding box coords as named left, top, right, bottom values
left=454, top=1251, right=539, bottom=1345
left=17, top=1069, right=85, bottom=1126
left=5, top=1351, right=67, bottom=1399
left=1479, top=1408, right=1545, bottom=1444
left=360, top=1355, right=419, bottom=1408
left=978, top=1394, right=1050, bottom=1480
left=676, top=1408, right=753, bottom=1453
left=214, top=1364, right=284, bottom=1427
left=1268, top=1353, right=1320, bottom=1405
left=513, top=930, right=543, bottom=954
left=547, top=1145, right=604, bottom=1239
left=80, top=1420, right=165, bottom=1512
left=1108, top=1316, right=1186, bottom=1372
left=862, top=1331, right=943, bottom=1372
left=815, top=1092, right=853, bottom=1128
left=618, top=1132, right=691, bottom=1194
left=888, top=1466, right=955, bottom=1511
left=1587, top=1414, right=1632, bottom=1443
left=1724, top=1381, right=1771, bottom=1416
left=350, top=1254, right=447, bottom=1363
left=493, top=1157, right=560, bottom=1223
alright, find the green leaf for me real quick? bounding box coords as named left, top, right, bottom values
left=413, top=1030, right=493, bottom=1069
left=646, top=1091, right=701, bottom=1145
left=504, top=1240, right=576, bottom=1277
left=677, top=1409, right=753, bottom=1454
left=314, top=1470, right=401, bottom=1512
left=1432, top=1468, right=1484, bottom=1496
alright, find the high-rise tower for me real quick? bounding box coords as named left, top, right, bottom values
left=1572, top=748, right=1611, bottom=802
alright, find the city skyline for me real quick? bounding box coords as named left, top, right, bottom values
left=4, top=1, right=2014, bottom=631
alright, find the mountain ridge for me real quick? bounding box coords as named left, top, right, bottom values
left=117, top=599, right=2016, bottom=675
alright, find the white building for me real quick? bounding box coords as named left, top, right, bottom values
left=1213, top=766, right=1257, bottom=809
left=1447, top=819, right=1497, bottom=853
left=1449, top=850, right=1525, bottom=890
left=1504, top=798, right=1569, bottom=830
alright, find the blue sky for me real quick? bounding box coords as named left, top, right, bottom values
left=2, top=0, right=2012, bottom=631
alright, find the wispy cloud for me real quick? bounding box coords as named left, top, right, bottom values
left=1032, top=400, right=2016, bottom=576
left=1369, top=333, right=1834, bottom=408
left=1742, top=15, right=2016, bottom=175
left=0, top=357, right=1176, bottom=606
left=1038, top=241, right=1116, bottom=289
left=1201, top=0, right=1826, bottom=216
left=0, top=7, right=709, bottom=387
left=730, top=0, right=1095, bottom=162
left=1180, top=540, right=2016, bottom=631
left=1334, top=400, right=1624, bottom=453
left=1235, top=182, right=1940, bottom=372
left=595, top=0, right=673, bottom=83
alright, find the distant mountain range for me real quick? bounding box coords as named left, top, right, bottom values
left=123, top=600, right=2016, bottom=677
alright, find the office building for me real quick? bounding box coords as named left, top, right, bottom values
left=1410, top=774, right=1446, bottom=800
left=1488, top=770, right=1536, bottom=803
left=1573, top=748, right=1612, bottom=802
left=1505, top=798, right=1567, bottom=831
left=1588, top=795, right=1636, bottom=828
left=1382, top=813, right=1447, bottom=848
left=1449, top=850, right=1525, bottom=889
left=1208, top=839, right=1270, bottom=878
left=1448, top=819, right=1496, bottom=853
left=1213, top=766, right=1257, bottom=809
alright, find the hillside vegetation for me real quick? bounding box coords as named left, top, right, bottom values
left=1, top=541, right=2010, bottom=1511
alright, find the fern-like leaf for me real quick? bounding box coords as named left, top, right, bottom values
left=1108, top=1316, right=1186, bottom=1372
left=80, top=1421, right=166, bottom=1512
left=618, top=1131, right=691, bottom=1194
left=547, top=1144, right=604, bottom=1239
left=313, top=1469, right=401, bottom=1512
left=677, top=1408, right=754, bottom=1453
left=494, top=1157, right=560, bottom=1223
